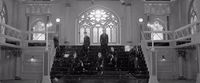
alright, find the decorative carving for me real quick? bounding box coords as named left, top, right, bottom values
left=25, top=3, right=52, bottom=14
left=144, top=3, right=170, bottom=15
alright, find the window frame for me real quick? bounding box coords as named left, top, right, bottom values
left=77, top=6, right=121, bottom=45
left=27, top=14, right=51, bottom=41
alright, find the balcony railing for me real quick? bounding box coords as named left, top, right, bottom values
left=0, top=22, right=55, bottom=48
left=141, top=21, right=200, bottom=47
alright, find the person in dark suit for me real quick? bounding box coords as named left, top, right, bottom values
left=83, top=32, right=90, bottom=48
left=100, top=29, right=109, bottom=61
left=100, top=29, right=108, bottom=47
left=81, top=32, right=90, bottom=56
left=53, top=34, right=59, bottom=48
left=80, top=32, right=90, bottom=71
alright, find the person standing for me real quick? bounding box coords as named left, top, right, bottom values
left=100, top=29, right=108, bottom=47
left=100, top=29, right=109, bottom=62
left=83, top=32, right=90, bottom=48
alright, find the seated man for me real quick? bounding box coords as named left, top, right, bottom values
left=80, top=32, right=90, bottom=72
left=82, top=32, right=90, bottom=54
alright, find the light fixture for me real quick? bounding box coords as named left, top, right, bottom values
left=161, top=55, right=166, bottom=62
left=29, top=56, right=37, bottom=62
left=56, top=18, right=61, bottom=23
left=139, top=18, right=144, bottom=23
left=47, top=22, right=53, bottom=28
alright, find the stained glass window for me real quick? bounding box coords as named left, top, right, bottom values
left=0, top=0, right=8, bottom=35
left=147, top=20, right=164, bottom=40
left=32, top=21, right=46, bottom=40
left=78, top=7, right=119, bottom=44
left=189, top=5, right=198, bottom=34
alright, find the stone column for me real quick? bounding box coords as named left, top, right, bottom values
left=15, top=51, right=22, bottom=79
left=196, top=45, right=200, bottom=83
left=177, top=49, right=186, bottom=80
left=125, top=4, right=132, bottom=43
left=149, top=49, right=159, bottom=83
left=0, top=47, right=2, bottom=81
left=64, top=3, right=71, bottom=44
left=42, top=50, right=51, bottom=83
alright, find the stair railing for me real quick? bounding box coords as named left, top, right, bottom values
left=0, top=22, right=22, bottom=48
left=174, top=21, right=200, bottom=41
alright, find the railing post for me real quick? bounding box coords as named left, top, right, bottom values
left=196, top=44, right=200, bottom=83
left=148, top=47, right=159, bottom=83
left=42, top=21, right=51, bottom=83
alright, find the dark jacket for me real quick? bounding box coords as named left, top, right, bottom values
left=100, top=33, right=108, bottom=46
left=83, top=35, right=90, bottom=47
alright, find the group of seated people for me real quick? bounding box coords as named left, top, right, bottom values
left=51, top=29, right=149, bottom=79
left=75, top=29, right=117, bottom=74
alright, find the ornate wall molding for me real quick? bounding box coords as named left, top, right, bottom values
left=25, top=3, right=52, bottom=14
left=144, top=3, right=170, bottom=15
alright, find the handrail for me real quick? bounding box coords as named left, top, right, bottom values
left=0, top=22, right=21, bottom=33
left=0, top=22, right=57, bottom=47
left=24, top=31, right=55, bottom=34
left=174, top=21, right=200, bottom=32
left=143, top=31, right=173, bottom=33
left=141, top=21, right=200, bottom=48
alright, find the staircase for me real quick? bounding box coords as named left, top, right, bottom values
left=50, top=45, right=149, bottom=83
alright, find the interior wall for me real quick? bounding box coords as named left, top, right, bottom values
left=185, top=49, right=198, bottom=80
left=156, top=48, right=179, bottom=80
left=0, top=0, right=19, bottom=81
left=56, top=0, right=143, bottom=45
left=193, top=0, right=200, bottom=21
left=170, top=1, right=180, bottom=31
left=4, top=0, right=15, bottom=26
left=16, top=0, right=144, bottom=45
left=0, top=47, right=20, bottom=80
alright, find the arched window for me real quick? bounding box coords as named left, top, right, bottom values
left=78, top=6, right=119, bottom=44
left=0, top=0, right=8, bottom=35
left=147, top=18, right=166, bottom=40
left=31, top=19, right=46, bottom=40
left=189, top=5, right=198, bottom=34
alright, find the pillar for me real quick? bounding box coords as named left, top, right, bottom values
left=15, top=52, right=22, bottom=79
left=196, top=45, right=200, bottom=83
left=64, top=3, right=71, bottom=44
left=0, top=47, right=2, bottom=81
left=125, top=4, right=132, bottom=43
left=42, top=50, right=51, bottom=83
left=177, top=49, right=186, bottom=80
left=149, top=49, right=159, bottom=83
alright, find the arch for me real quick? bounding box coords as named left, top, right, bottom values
left=188, top=0, right=198, bottom=34
left=31, top=19, right=46, bottom=40
left=0, top=0, right=8, bottom=35
left=147, top=17, right=167, bottom=40
left=77, top=5, right=120, bottom=44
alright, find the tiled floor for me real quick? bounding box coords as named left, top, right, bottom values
left=159, top=80, right=196, bottom=83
